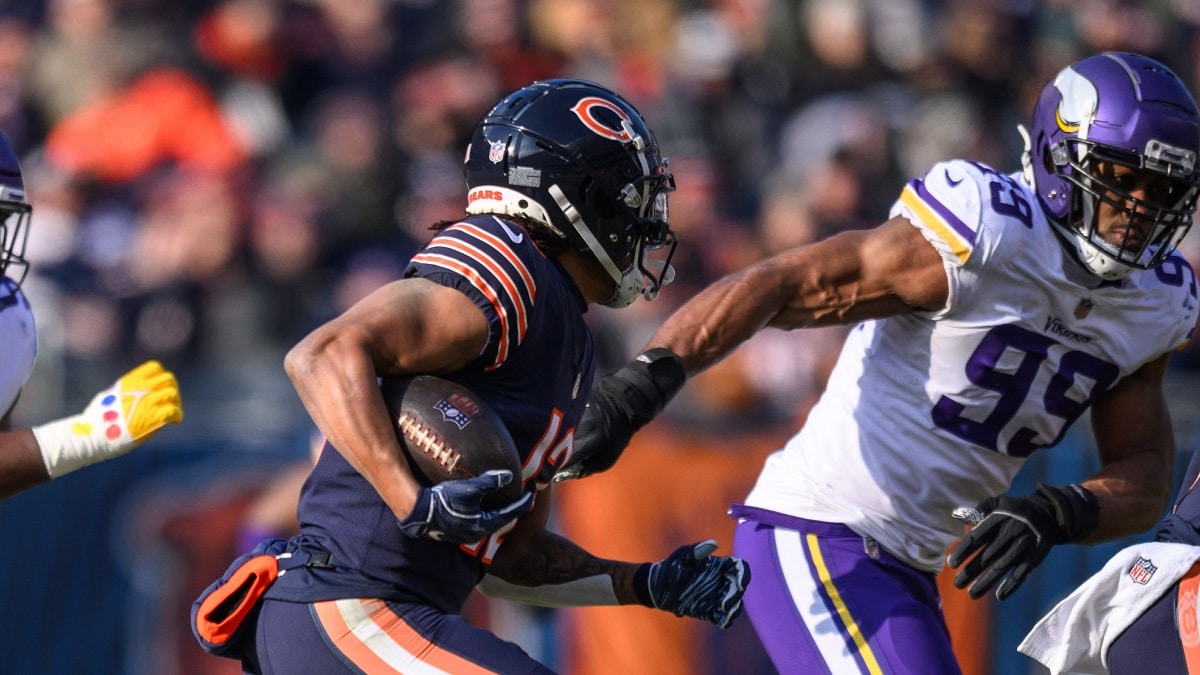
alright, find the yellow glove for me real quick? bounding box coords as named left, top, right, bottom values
left=33, top=360, right=184, bottom=478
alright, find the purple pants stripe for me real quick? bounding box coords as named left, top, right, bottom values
left=731, top=506, right=962, bottom=675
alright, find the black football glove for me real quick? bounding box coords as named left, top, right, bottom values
left=553, top=348, right=686, bottom=483
left=634, top=539, right=751, bottom=629
left=398, top=470, right=533, bottom=544
left=947, top=483, right=1098, bottom=601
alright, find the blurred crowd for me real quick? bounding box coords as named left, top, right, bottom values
left=3, top=0, right=1200, bottom=428
left=5, top=0, right=1200, bottom=673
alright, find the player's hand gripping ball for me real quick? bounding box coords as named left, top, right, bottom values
left=381, top=376, right=524, bottom=508
left=385, top=376, right=530, bottom=543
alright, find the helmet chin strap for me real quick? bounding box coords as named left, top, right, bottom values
left=1049, top=199, right=1135, bottom=282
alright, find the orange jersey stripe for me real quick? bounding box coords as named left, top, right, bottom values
left=428, top=237, right=529, bottom=341
left=453, top=223, right=537, bottom=302
left=314, top=599, right=499, bottom=674
left=411, top=252, right=511, bottom=367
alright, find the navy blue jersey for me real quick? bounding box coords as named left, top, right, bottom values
left=295, top=215, right=595, bottom=613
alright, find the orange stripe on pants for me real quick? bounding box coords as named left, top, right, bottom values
left=313, top=599, right=497, bottom=674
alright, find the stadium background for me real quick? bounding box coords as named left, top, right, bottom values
left=1, top=0, right=1200, bottom=673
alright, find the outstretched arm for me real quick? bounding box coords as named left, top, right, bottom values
left=0, top=360, right=184, bottom=501
left=556, top=216, right=949, bottom=481
left=650, top=215, right=949, bottom=375
left=480, top=487, right=749, bottom=628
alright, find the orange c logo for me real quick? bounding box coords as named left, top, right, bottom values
left=571, top=97, right=633, bottom=142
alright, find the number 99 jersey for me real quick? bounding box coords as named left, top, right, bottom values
left=743, top=158, right=1199, bottom=572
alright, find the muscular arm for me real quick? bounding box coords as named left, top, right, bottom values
left=1079, top=351, right=1177, bottom=542
left=648, top=216, right=949, bottom=373
left=283, top=278, right=489, bottom=521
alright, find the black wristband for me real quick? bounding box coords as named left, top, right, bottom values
left=619, top=347, right=687, bottom=420
left=633, top=562, right=655, bottom=607
left=1037, top=482, right=1100, bottom=543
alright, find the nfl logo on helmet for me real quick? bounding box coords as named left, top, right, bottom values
left=488, top=140, right=505, bottom=164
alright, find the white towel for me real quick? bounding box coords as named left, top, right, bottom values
left=1017, top=542, right=1200, bottom=675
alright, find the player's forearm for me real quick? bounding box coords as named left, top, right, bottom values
left=284, top=333, right=421, bottom=518
left=1080, top=448, right=1174, bottom=543
left=485, top=529, right=643, bottom=606
left=1084, top=359, right=1176, bottom=543
left=0, top=429, right=51, bottom=500
left=648, top=261, right=794, bottom=375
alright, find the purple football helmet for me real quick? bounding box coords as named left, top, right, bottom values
left=463, top=79, right=676, bottom=307
left=0, top=130, right=29, bottom=287
left=1026, top=52, right=1200, bottom=280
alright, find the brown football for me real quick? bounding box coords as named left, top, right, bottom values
left=379, top=375, right=524, bottom=507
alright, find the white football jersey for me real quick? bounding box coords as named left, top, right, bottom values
left=0, top=277, right=36, bottom=419
left=744, top=159, right=1200, bottom=572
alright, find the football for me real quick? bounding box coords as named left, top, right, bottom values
left=379, top=375, right=524, bottom=507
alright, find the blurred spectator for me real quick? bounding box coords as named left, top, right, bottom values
left=44, top=68, right=248, bottom=183
left=24, top=0, right=175, bottom=125
left=452, top=0, right=564, bottom=91
left=0, top=17, right=40, bottom=154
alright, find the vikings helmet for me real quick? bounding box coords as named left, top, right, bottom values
left=463, top=79, right=676, bottom=307
left=0, top=130, right=29, bottom=287
left=1025, top=52, right=1200, bottom=280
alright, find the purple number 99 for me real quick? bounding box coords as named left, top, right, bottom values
left=931, top=324, right=1119, bottom=457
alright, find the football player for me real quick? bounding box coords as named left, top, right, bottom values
left=0, top=129, right=183, bottom=501
left=203, top=80, right=748, bottom=674
left=556, top=52, right=1200, bottom=673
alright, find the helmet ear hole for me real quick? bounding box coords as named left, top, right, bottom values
left=1042, top=147, right=1056, bottom=173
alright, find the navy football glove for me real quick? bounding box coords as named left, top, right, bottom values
left=553, top=348, right=685, bottom=482
left=947, top=483, right=1098, bottom=601
left=398, top=470, right=533, bottom=544
left=635, top=539, right=750, bottom=629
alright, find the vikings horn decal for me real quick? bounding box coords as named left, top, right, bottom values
left=1053, top=67, right=1099, bottom=137
left=570, top=97, right=634, bottom=142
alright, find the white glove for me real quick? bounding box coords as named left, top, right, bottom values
left=33, top=360, right=184, bottom=477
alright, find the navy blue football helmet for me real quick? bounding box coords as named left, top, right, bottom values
left=1024, top=52, right=1200, bottom=280
left=463, top=79, right=676, bottom=307
left=0, top=130, right=29, bottom=287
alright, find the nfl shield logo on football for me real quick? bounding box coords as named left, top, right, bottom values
left=435, top=399, right=474, bottom=430
left=1128, top=556, right=1157, bottom=585
left=489, top=140, right=506, bottom=164
left=1074, top=298, right=1094, bottom=320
